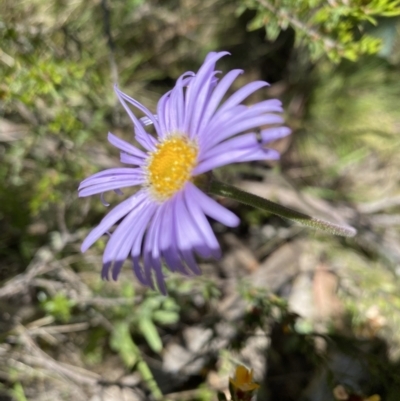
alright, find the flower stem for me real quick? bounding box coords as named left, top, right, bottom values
left=209, top=180, right=356, bottom=237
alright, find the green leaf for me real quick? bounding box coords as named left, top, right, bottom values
left=152, top=310, right=179, bottom=325
left=138, top=318, right=163, bottom=353
left=110, top=322, right=138, bottom=368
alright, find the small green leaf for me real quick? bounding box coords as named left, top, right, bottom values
left=110, top=322, right=138, bottom=368
left=152, top=310, right=179, bottom=325
left=138, top=318, right=163, bottom=353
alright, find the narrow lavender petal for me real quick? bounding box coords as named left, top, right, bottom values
left=170, top=86, right=185, bottom=131
left=156, top=73, right=197, bottom=135
left=101, top=200, right=155, bottom=277
left=176, top=71, right=195, bottom=86
left=108, top=132, right=147, bottom=159
left=144, top=205, right=163, bottom=261
left=164, top=94, right=178, bottom=133
left=163, top=248, right=189, bottom=275
left=203, top=114, right=284, bottom=152
left=195, top=146, right=279, bottom=174
left=158, top=200, right=190, bottom=275
left=214, top=81, right=269, bottom=118
left=178, top=193, right=214, bottom=259
left=198, top=107, right=250, bottom=151
left=198, top=133, right=258, bottom=163
left=110, top=259, right=124, bottom=281
left=133, top=257, right=153, bottom=288
left=127, top=200, right=159, bottom=289
left=184, top=184, right=221, bottom=259
left=102, top=202, right=153, bottom=281
left=188, top=71, right=219, bottom=138
left=172, top=191, right=202, bottom=251
left=203, top=51, right=217, bottom=62
left=81, top=190, right=147, bottom=252
left=102, top=207, right=142, bottom=266
left=203, top=105, right=283, bottom=145
left=186, top=183, right=240, bottom=227
left=254, top=99, right=283, bottom=112
left=239, top=147, right=280, bottom=161
left=172, top=192, right=202, bottom=275
left=183, top=52, right=229, bottom=136
left=261, top=126, right=292, bottom=143
left=120, top=153, right=146, bottom=166
left=179, top=249, right=201, bottom=276
left=156, top=91, right=170, bottom=138
left=140, top=115, right=157, bottom=126
left=129, top=200, right=158, bottom=261
left=115, top=87, right=160, bottom=132
left=165, top=74, right=195, bottom=133
left=79, top=177, right=144, bottom=197
left=79, top=168, right=143, bottom=188
left=79, top=169, right=144, bottom=190
left=101, top=261, right=112, bottom=280
left=115, top=86, right=156, bottom=151
left=164, top=188, right=216, bottom=265
left=171, top=72, right=196, bottom=131
left=197, top=69, right=243, bottom=136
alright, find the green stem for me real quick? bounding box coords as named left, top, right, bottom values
left=208, top=180, right=356, bottom=237
left=132, top=342, right=163, bottom=400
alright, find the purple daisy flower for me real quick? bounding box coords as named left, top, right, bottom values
left=79, top=51, right=290, bottom=293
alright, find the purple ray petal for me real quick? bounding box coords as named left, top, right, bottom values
left=195, top=146, right=280, bottom=174
left=133, top=257, right=153, bottom=288
left=261, top=126, right=292, bottom=143
left=203, top=114, right=284, bottom=152
left=115, top=86, right=156, bottom=151
left=203, top=105, right=282, bottom=145
left=158, top=200, right=190, bottom=275
left=185, top=182, right=239, bottom=227
left=81, top=190, right=147, bottom=252
left=79, top=177, right=144, bottom=197
left=79, top=168, right=143, bottom=188
left=214, top=81, right=269, bottom=118
left=184, top=185, right=221, bottom=259
left=198, top=133, right=258, bottom=163
left=188, top=71, right=220, bottom=138
left=108, top=132, right=147, bottom=159
left=102, top=201, right=154, bottom=281
left=183, top=52, right=229, bottom=136
left=172, top=192, right=202, bottom=275
left=115, top=87, right=160, bottom=132
left=79, top=168, right=144, bottom=189
left=120, top=152, right=146, bottom=166
left=197, top=69, right=244, bottom=136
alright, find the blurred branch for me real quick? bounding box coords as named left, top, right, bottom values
left=0, top=246, right=55, bottom=298
left=17, top=325, right=101, bottom=385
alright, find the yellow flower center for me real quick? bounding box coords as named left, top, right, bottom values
left=146, top=135, right=198, bottom=201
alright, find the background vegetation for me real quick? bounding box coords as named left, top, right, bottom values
left=1, top=0, right=400, bottom=400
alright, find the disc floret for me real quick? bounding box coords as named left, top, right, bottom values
left=145, top=135, right=198, bottom=201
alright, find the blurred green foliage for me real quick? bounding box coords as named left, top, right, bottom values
left=40, top=292, right=76, bottom=322
left=238, top=0, right=400, bottom=61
